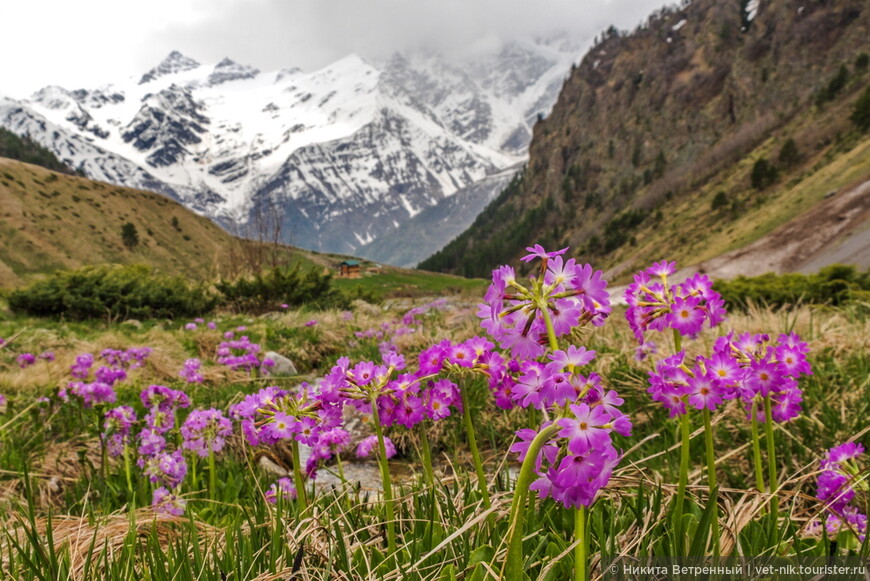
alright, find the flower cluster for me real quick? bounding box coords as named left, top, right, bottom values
left=152, top=486, right=186, bottom=516
left=137, top=385, right=190, bottom=460
left=142, top=449, right=187, bottom=488
left=70, top=353, right=94, bottom=379
left=322, top=347, right=467, bottom=431
left=472, top=246, right=630, bottom=509
left=509, top=353, right=631, bottom=508
left=813, top=442, right=867, bottom=542
left=479, top=245, right=611, bottom=359
left=217, top=335, right=262, bottom=372
left=725, top=331, right=811, bottom=423
left=179, top=358, right=204, bottom=384
left=356, top=434, right=396, bottom=459
left=230, top=383, right=342, bottom=453
left=65, top=380, right=117, bottom=407
left=265, top=477, right=297, bottom=504
left=16, top=353, right=35, bottom=368
left=181, top=408, right=232, bottom=457
left=625, top=262, right=726, bottom=344
left=645, top=331, right=811, bottom=420
left=306, top=427, right=352, bottom=476
left=62, top=348, right=152, bottom=407
left=100, top=347, right=152, bottom=370
left=102, top=405, right=137, bottom=457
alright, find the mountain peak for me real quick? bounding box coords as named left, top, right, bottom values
left=207, top=57, right=260, bottom=85
left=139, top=51, right=201, bottom=85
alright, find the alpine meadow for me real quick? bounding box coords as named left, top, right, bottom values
left=1, top=0, right=869, bottom=580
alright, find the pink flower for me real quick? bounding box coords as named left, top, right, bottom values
left=557, top=403, right=612, bottom=455
left=356, top=435, right=396, bottom=459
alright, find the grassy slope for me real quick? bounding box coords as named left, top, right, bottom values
left=605, top=99, right=870, bottom=280
left=332, top=267, right=487, bottom=300
left=0, top=157, right=486, bottom=298
left=0, top=158, right=248, bottom=286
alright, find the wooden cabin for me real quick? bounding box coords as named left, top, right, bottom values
left=338, top=260, right=361, bottom=278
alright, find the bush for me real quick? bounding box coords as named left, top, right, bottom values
left=816, top=64, right=850, bottom=106
left=712, top=264, right=870, bottom=310
left=750, top=157, right=778, bottom=190
left=711, top=191, right=728, bottom=211
left=8, top=264, right=216, bottom=320
left=778, top=138, right=801, bottom=168
left=215, top=264, right=351, bottom=313
left=851, top=86, right=870, bottom=132
left=121, top=222, right=139, bottom=249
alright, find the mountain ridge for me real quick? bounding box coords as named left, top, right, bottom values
left=418, top=0, right=870, bottom=280
left=0, top=38, right=582, bottom=263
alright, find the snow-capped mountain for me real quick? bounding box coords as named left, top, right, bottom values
left=0, top=37, right=582, bottom=261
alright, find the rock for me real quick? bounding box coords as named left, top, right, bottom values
left=258, top=454, right=289, bottom=477
left=263, top=351, right=298, bottom=376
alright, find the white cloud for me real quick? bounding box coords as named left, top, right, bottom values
left=1, top=0, right=668, bottom=97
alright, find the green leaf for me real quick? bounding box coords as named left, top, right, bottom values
left=469, top=545, right=495, bottom=566
left=439, top=564, right=458, bottom=581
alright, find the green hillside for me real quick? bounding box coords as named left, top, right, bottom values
left=0, top=158, right=316, bottom=287
left=419, top=0, right=870, bottom=280
left=0, top=157, right=483, bottom=299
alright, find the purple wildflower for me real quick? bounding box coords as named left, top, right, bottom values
left=152, top=487, right=186, bottom=516
left=180, top=408, right=233, bottom=457
left=16, top=353, right=36, bottom=368
left=356, top=435, right=396, bottom=459
left=624, top=264, right=726, bottom=344
left=179, top=358, right=204, bottom=384
left=265, top=478, right=297, bottom=504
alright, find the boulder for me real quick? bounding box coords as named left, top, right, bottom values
left=263, top=351, right=298, bottom=376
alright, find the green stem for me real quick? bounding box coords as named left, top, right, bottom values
left=750, top=399, right=766, bottom=494
left=674, top=411, right=691, bottom=555
left=208, top=448, right=217, bottom=503
left=419, top=425, right=435, bottom=487
left=97, top=414, right=107, bottom=481
left=123, top=442, right=133, bottom=498
left=702, top=408, right=720, bottom=556
left=763, top=395, right=779, bottom=536
left=575, top=506, right=587, bottom=581
left=371, top=400, right=397, bottom=556
left=290, top=440, right=309, bottom=516
left=460, top=383, right=491, bottom=510
left=539, top=305, right=560, bottom=352
left=503, top=423, right=561, bottom=581
left=335, top=452, right=347, bottom=485
left=190, top=451, right=198, bottom=491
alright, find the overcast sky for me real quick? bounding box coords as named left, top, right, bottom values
left=1, top=0, right=669, bottom=98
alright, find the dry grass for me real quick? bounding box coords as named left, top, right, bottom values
left=1, top=508, right=224, bottom=580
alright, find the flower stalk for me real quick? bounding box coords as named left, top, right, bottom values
left=460, top=383, right=490, bottom=510
left=702, top=407, right=720, bottom=555
left=371, top=398, right=397, bottom=556
left=502, top=423, right=562, bottom=581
